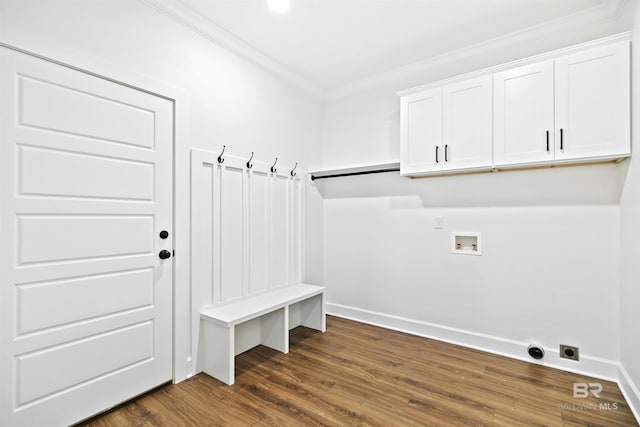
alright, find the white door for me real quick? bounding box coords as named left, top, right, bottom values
left=493, top=60, right=555, bottom=167
left=442, top=75, right=492, bottom=171
left=555, top=41, right=630, bottom=161
left=400, top=87, right=442, bottom=175
left=0, top=48, right=173, bottom=426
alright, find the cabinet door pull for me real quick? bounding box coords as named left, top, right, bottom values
left=435, top=146, right=439, bottom=163
left=546, top=131, right=550, bottom=152
left=560, top=128, right=564, bottom=150
left=445, top=144, right=448, bottom=162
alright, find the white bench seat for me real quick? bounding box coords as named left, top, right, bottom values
left=201, top=283, right=325, bottom=327
left=198, top=283, right=325, bottom=385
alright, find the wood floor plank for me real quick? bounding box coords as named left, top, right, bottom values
left=80, top=316, right=638, bottom=426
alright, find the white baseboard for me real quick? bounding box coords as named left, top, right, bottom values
left=618, top=364, right=640, bottom=423
left=326, top=303, right=619, bottom=382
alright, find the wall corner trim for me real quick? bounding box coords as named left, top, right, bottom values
left=326, top=302, right=621, bottom=382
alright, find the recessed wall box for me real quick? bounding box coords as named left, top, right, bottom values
left=527, top=344, right=545, bottom=360
left=452, top=232, right=482, bottom=255
left=560, top=345, right=579, bottom=361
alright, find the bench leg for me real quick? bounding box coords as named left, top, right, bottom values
left=260, top=306, right=288, bottom=354
left=199, top=321, right=235, bottom=385
left=299, top=293, right=326, bottom=332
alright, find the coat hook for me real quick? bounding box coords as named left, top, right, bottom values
left=217, top=145, right=226, bottom=164
left=270, top=157, right=278, bottom=173
left=246, top=152, right=254, bottom=169
left=290, top=162, right=298, bottom=177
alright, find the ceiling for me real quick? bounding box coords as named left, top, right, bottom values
left=172, top=0, right=624, bottom=93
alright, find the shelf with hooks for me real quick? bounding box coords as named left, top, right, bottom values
left=309, top=161, right=400, bottom=181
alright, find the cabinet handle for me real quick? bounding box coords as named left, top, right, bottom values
left=445, top=145, right=448, bottom=162
left=560, top=128, right=564, bottom=150
left=546, top=131, right=550, bottom=152
left=435, top=146, right=439, bottom=163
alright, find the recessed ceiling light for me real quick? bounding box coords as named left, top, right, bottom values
left=268, top=0, right=290, bottom=13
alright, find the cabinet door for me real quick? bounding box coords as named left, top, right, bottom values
left=400, top=87, right=442, bottom=175
left=442, top=75, right=492, bottom=171
left=555, top=41, right=630, bottom=161
left=493, top=60, right=554, bottom=166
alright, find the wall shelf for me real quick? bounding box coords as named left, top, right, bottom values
left=309, top=161, right=400, bottom=181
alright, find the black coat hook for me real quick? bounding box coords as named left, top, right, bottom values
left=217, top=145, right=226, bottom=164
left=290, top=162, right=298, bottom=177
left=270, top=158, right=278, bottom=173
left=246, top=152, right=254, bottom=169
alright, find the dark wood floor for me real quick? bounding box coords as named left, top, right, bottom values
left=83, top=316, right=637, bottom=426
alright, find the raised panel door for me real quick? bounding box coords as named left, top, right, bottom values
left=0, top=47, right=173, bottom=427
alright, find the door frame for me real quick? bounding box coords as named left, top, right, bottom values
left=0, top=42, right=193, bottom=384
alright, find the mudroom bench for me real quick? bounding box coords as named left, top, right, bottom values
left=198, top=283, right=326, bottom=385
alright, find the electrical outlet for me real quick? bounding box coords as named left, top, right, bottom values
left=560, top=345, right=579, bottom=361
left=434, top=216, right=444, bottom=229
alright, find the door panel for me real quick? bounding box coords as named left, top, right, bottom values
left=18, top=145, right=154, bottom=200
left=555, top=41, right=630, bottom=160
left=18, top=215, right=153, bottom=263
left=1, top=47, right=173, bottom=426
left=442, top=75, right=492, bottom=170
left=17, top=322, right=153, bottom=405
left=17, top=268, right=153, bottom=334
left=493, top=60, right=554, bottom=166
left=19, top=74, right=155, bottom=149
left=400, top=87, right=442, bottom=175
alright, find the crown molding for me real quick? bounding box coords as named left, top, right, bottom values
left=396, top=31, right=631, bottom=97
left=139, top=0, right=627, bottom=103
left=325, top=0, right=628, bottom=101
left=140, top=0, right=324, bottom=99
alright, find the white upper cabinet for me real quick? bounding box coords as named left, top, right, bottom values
left=442, top=75, right=493, bottom=171
left=494, top=40, right=630, bottom=167
left=400, top=87, right=442, bottom=175
left=400, top=35, right=630, bottom=176
left=493, top=60, right=555, bottom=166
left=554, top=41, right=630, bottom=161
left=400, top=75, right=492, bottom=176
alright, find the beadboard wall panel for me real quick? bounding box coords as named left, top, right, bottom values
left=191, top=149, right=303, bottom=308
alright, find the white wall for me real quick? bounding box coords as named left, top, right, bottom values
left=319, top=9, right=632, bottom=373
left=619, top=0, right=640, bottom=416
left=0, top=0, right=323, bottom=381
left=2, top=0, right=637, bottom=399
